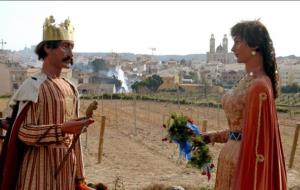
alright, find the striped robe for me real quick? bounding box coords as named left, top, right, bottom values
left=16, top=77, right=84, bottom=190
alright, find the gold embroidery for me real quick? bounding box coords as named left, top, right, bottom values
left=256, top=154, right=264, bottom=162
left=222, top=74, right=252, bottom=131
left=259, top=93, right=267, bottom=101
left=214, top=75, right=255, bottom=190
left=254, top=92, right=267, bottom=190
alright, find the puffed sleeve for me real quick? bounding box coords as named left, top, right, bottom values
left=18, top=102, right=64, bottom=146
left=207, top=129, right=229, bottom=143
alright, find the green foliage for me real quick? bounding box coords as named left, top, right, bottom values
left=276, top=106, right=289, bottom=113
left=180, top=58, right=186, bottom=65
left=168, top=113, right=190, bottom=142
left=89, top=58, right=108, bottom=73
left=80, top=91, right=300, bottom=114
left=147, top=74, right=163, bottom=91
left=112, top=75, right=122, bottom=91
left=131, top=81, right=144, bottom=92
left=281, top=83, right=300, bottom=93
left=131, top=74, right=163, bottom=92
left=0, top=95, right=11, bottom=98
left=190, top=136, right=212, bottom=169
left=80, top=95, right=93, bottom=100
left=188, top=71, right=199, bottom=83
left=166, top=113, right=212, bottom=170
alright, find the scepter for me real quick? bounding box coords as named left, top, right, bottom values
left=55, top=101, right=98, bottom=178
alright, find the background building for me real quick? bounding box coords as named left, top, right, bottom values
left=278, top=63, right=300, bottom=86
left=206, top=34, right=236, bottom=64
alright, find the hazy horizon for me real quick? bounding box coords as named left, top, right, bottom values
left=1, top=1, right=300, bottom=56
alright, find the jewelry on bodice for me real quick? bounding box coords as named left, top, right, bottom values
left=230, top=72, right=254, bottom=93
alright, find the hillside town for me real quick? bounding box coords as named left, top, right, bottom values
left=1, top=34, right=300, bottom=97
left=1, top=26, right=300, bottom=189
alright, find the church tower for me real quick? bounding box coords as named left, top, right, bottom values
left=222, top=34, right=228, bottom=53
left=210, top=34, right=215, bottom=53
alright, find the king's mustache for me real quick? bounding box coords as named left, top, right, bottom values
left=62, top=56, right=74, bottom=65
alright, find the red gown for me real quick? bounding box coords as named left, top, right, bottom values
left=210, top=75, right=287, bottom=190
left=233, top=76, right=287, bottom=190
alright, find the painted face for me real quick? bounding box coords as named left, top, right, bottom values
left=231, top=36, right=253, bottom=64
left=58, top=41, right=74, bottom=67
left=48, top=40, right=74, bottom=69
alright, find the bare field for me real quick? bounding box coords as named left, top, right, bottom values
left=1, top=98, right=299, bottom=189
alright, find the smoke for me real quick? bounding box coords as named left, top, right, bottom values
left=72, top=62, right=130, bottom=93
left=115, top=65, right=129, bottom=92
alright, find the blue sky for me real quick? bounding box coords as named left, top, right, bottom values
left=1, top=1, right=300, bottom=56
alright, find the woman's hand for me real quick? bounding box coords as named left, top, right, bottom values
left=0, top=119, right=9, bottom=130
left=61, top=118, right=94, bottom=135
left=75, top=182, right=95, bottom=190
left=202, top=133, right=211, bottom=144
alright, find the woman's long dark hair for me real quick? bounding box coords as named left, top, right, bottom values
left=231, top=20, right=279, bottom=98
left=35, top=40, right=61, bottom=60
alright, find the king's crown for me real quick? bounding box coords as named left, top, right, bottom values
left=43, top=15, right=74, bottom=41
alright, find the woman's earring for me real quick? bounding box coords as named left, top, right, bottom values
left=251, top=51, right=256, bottom=56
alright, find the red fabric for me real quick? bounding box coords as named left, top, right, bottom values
left=0, top=103, right=31, bottom=190
left=233, top=78, right=287, bottom=190
left=75, top=182, right=93, bottom=190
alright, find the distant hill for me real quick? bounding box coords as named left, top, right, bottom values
left=277, top=55, right=300, bottom=59
left=73, top=51, right=300, bottom=62
left=154, top=54, right=206, bottom=62
left=75, top=52, right=207, bottom=62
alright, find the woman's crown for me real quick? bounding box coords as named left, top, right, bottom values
left=43, top=15, right=74, bottom=41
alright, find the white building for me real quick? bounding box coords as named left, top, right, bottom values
left=278, top=63, right=300, bottom=86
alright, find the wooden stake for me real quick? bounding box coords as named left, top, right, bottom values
left=217, top=103, right=220, bottom=128
left=147, top=100, right=151, bottom=136
left=202, top=119, right=207, bottom=133
left=0, top=112, right=2, bottom=127
left=0, top=112, right=3, bottom=144
left=134, top=94, right=137, bottom=135
left=101, top=93, right=104, bottom=114
left=289, top=122, right=300, bottom=168
left=84, top=129, right=88, bottom=149
left=161, top=114, right=165, bottom=149
left=98, top=116, right=106, bottom=163
left=176, top=84, right=180, bottom=111
left=115, top=99, right=118, bottom=128
left=289, top=110, right=294, bottom=120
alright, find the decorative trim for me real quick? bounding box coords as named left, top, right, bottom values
left=253, top=92, right=267, bottom=190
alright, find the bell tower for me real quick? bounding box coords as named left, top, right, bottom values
left=210, top=34, right=215, bottom=53
left=222, top=34, right=228, bottom=53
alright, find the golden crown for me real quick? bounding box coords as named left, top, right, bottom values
left=43, top=15, right=74, bottom=41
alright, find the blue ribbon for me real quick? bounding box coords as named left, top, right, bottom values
left=173, top=122, right=201, bottom=160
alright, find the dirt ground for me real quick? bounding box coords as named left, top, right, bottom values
left=1, top=98, right=299, bottom=189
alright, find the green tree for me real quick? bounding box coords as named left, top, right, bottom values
left=112, top=75, right=122, bottom=91
left=131, top=81, right=139, bottom=92
left=180, top=59, right=186, bottom=65
left=131, top=74, right=163, bottom=92
left=89, top=58, right=108, bottom=73
left=189, top=71, right=199, bottom=83
left=147, top=74, right=163, bottom=91
left=281, top=83, right=300, bottom=93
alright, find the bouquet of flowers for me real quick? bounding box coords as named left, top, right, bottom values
left=190, top=136, right=214, bottom=179
left=162, top=113, right=214, bottom=180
